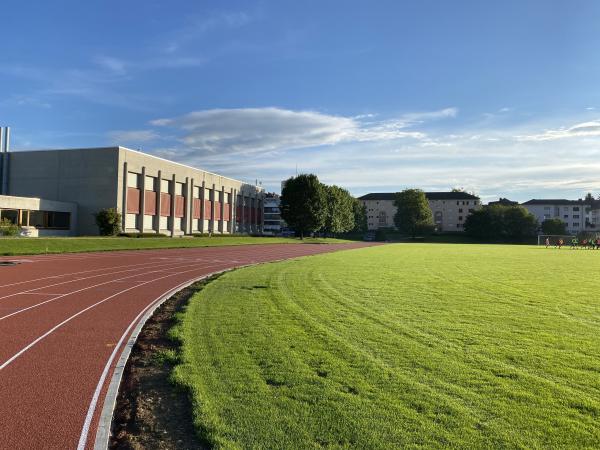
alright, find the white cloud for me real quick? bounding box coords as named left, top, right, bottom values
left=150, top=107, right=431, bottom=154
left=517, top=120, right=600, bottom=141
left=109, top=130, right=160, bottom=144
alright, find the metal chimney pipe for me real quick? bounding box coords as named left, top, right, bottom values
left=1, top=127, right=9, bottom=195
left=0, top=127, right=5, bottom=153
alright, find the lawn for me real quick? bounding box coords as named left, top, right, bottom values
left=172, top=243, right=600, bottom=449
left=0, top=236, right=351, bottom=256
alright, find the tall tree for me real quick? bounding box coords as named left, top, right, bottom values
left=323, top=185, right=355, bottom=236
left=393, top=189, right=434, bottom=237
left=541, top=218, right=567, bottom=235
left=352, top=199, right=368, bottom=233
left=280, top=174, right=327, bottom=239
left=464, top=205, right=537, bottom=241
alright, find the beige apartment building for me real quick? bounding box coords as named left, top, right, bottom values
left=359, top=192, right=481, bottom=232
left=0, top=145, right=263, bottom=236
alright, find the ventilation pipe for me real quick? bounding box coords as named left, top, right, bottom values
left=0, top=127, right=10, bottom=195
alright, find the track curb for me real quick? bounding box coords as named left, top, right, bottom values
left=93, top=269, right=230, bottom=449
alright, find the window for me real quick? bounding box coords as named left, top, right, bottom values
left=564, top=215, right=569, bottom=219
left=456, top=201, right=459, bottom=205
left=466, top=201, right=470, bottom=205
left=573, top=223, right=580, bottom=227
left=378, top=211, right=387, bottom=226
left=468, top=209, right=474, bottom=213
left=573, top=214, right=580, bottom=219
left=0, top=209, right=18, bottom=224
left=434, top=211, right=443, bottom=224
left=28, top=211, right=71, bottom=229
left=544, top=206, right=551, bottom=211
left=459, top=208, right=463, bottom=213
left=458, top=216, right=463, bottom=221
left=573, top=207, right=580, bottom=211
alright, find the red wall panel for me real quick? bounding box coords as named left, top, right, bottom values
left=214, top=201, right=221, bottom=220
left=193, top=198, right=201, bottom=219
left=204, top=200, right=213, bottom=220
left=160, top=193, right=171, bottom=217
left=144, top=191, right=157, bottom=215
left=175, top=196, right=185, bottom=218
left=223, top=204, right=230, bottom=221
left=127, top=188, right=140, bottom=214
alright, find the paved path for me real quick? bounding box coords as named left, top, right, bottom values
left=0, top=242, right=374, bottom=450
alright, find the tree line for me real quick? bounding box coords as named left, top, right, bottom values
left=280, top=174, right=367, bottom=238
left=391, top=189, right=544, bottom=242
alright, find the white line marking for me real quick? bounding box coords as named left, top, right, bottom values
left=78, top=271, right=218, bottom=450
left=0, top=261, right=205, bottom=322
left=0, top=259, right=189, bottom=303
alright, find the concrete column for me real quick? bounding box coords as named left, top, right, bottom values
left=183, top=176, right=190, bottom=235
left=209, top=183, right=216, bottom=233
left=121, top=162, right=128, bottom=232
left=250, top=196, right=255, bottom=234
left=170, top=174, right=176, bottom=237
left=155, top=170, right=162, bottom=233
left=228, top=188, right=234, bottom=233
left=240, top=195, right=245, bottom=233
left=189, top=178, right=195, bottom=234
left=138, top=166, right=146, bottom=233
left=219, top=186, right=225, bottom=233
left=200, top=181, right=206, bottom=233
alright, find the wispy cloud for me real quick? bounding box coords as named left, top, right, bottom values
left=149, top=107, right=438, bottom=155
left=108, top=130, right=160, bottom=144
left=516, top=120, right=600, bottom=141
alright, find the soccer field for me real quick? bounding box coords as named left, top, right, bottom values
left=172, top=244, right=600, bottom=449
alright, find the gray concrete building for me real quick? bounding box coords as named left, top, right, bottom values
left=359, top=191, right=481, bottom=232
left=0, top=145, right=263, bottom=236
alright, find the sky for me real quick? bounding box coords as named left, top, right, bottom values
left=2, top=0, right=600, bottom=201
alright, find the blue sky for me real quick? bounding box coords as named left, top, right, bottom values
left=2, top=0, right=600, bottom=201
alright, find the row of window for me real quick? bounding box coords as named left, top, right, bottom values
left=0, top=209, right=71, bottom=230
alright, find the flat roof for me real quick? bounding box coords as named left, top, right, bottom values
left=359, top=191, right=480, bottom=201
left=11, top=146, right=262, bottom=190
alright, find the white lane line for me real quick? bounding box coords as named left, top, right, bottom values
left=0, top=259, right=188, bottom=302
left=79, top=270, right=225, bottom=450
left=0, top=257, right=183, bottom=290
left=0, top=261, right=205, bottom=322
left=0, top=263, right=224, bottom=373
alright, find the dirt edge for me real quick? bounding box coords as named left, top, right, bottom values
left=109, top=277, right=219, bottom=450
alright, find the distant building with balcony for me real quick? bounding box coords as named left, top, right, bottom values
left=358, top=191, right=481, bottom=232
left=521, top=198, right=600, bottom=234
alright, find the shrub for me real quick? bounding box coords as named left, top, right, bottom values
left=94, top=208, right=122, bottom=236
left=0, top=218, right=19, bottom=236
left=119, top=232, right=167, bottom=238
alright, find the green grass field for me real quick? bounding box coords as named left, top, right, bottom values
left=172, top=243, right=600, bottom=449
left=0, top=236, right=351, bottom=256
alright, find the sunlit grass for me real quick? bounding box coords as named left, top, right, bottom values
left=173, top=243, right=600, bottom=448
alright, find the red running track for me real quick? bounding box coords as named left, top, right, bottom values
left=0, top=242, right=374, bottom=450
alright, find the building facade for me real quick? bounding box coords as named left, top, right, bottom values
left=262, top=193, right=284, bottom=235
left=521, top=199, right=600, bottom=234
left=1, top=146, right=263, bottom=236
left=0, top=194, right=77, bottom=237
left=359, top=192, right=481, bottom=232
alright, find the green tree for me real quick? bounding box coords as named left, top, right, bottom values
left=464, top=205, right=537, bottom=241
left=352, top=199, right=368, bottom=233
left=503, top=206, right=538, bottom=240
left=541, top=218, right=567, bottom=235
left=393, top=189, right=434, bottom=238
left=280, top=174, right=327, bottom=239
left=323, top=185, right=355, bottom=236
left=0, top=218, right=19, bottom=236
left=94, top=208, right=122, bottom=236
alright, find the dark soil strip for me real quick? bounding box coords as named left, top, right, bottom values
left=110, top=279, right=215, bottom=450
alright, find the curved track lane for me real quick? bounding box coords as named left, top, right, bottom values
left=0, top=242, right=374, bottom=450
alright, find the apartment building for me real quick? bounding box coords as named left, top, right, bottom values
left=359, top=191, right=481, bottom=232
left=522, top=199, right=600, bottom=234
left=262, top=193, right=284, bottom=235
